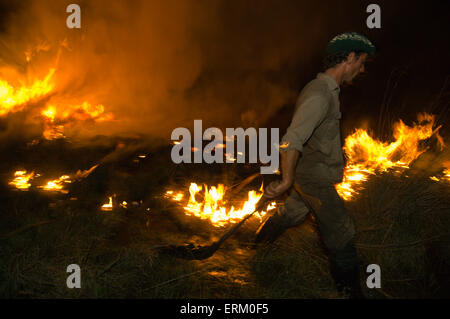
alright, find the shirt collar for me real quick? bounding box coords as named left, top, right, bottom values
left=317, top=72, right=340, bottom=93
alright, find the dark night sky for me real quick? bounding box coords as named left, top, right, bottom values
left=0, top=0, right=448, bottom=141
left=220, top=0, right=450, bottom=139
left=186, top=0, right=450, bottom=139
left=192, top=0, right=450, bottom=138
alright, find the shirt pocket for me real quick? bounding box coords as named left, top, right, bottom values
left=325, top=111, right=341, bottom=140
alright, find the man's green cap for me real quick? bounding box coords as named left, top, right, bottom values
left=326, top=32, right=376, bottom=55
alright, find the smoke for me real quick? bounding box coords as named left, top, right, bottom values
left=0, top=0, right=356, bottom=141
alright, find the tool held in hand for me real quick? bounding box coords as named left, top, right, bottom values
left=159, top=195, right=270, bottom=260
left=158, top=169, right=321, bottom=260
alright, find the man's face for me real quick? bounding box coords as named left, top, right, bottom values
left=343, top=52, right=368, bottom=83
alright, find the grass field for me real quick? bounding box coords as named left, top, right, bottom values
left=1, top=138, right=449, bottom=299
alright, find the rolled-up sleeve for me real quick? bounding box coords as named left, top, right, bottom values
left=280, top=94, right=329, bottom=153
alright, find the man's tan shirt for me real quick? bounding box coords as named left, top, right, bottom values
left=280, top=73, right=345, bottom=185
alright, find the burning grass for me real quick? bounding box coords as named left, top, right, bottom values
left=164, top=182, right=276, bottom=227
left=0, top=137, right=449, bottom=298
left=0, top=67, right=113, bottom=141
left=336, top=113, right=445, bottom=200
left=0, top=110, right=449, bottom=298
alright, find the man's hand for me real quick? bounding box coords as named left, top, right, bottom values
left=263, top=148, right=300, bottom=199
left=264, top=179, right=292, bottom=199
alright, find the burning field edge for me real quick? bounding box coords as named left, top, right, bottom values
left=1, top=133, right=449, bottom=298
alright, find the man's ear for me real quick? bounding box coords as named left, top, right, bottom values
left=345, top=52, right=356, bottom=64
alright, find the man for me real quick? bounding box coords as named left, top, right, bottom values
left=256, top=32, right=376, bottom=298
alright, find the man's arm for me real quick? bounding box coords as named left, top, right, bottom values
left=264, top=93, right=329, bottom=199
left=264, top=149, right=299, bottom=198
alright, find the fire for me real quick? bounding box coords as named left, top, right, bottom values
left=8, top=165, right=98, bottom=193
left=9, top=170, right=35, bottom=190
left=101, top=196, right=114, bottom=211
left=41, top=102, right=113, bottom=140
left=0, top=65, right=113, bottom=139
left=444, top=169, right=450, bottom=181
left=38, top=175, right=71, bottom=193
left=168, top=191, right=184, bottom=201
left=101, top=195, right=133, bottom=211
left=336, top=113, right=446, bottom=200
left=41, top=105, right=56, bottom=120
left=225, top=153, right=236, bottom=162
left=37, top=165, right=98, bottom=193
left=167, top=183, right=276, bottom=227
left=165, top=113, right=445, bottom=224
left=431, top=162, right=450, bottom=183
left=0, top=68, right=55, bottom=115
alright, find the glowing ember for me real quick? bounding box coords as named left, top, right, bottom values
left=225, top=153, right=236, bottom=162
left=120, top=201, right=128, bottom=208
left=431, top=166, right=450, bottom=183
left=38, top=175, right=71, bottom=193
left=336, top=113, right=445, bottom=200
left=37, top=165, right=98, bottom=193
left=8, top=165, right=98, bottom=193
left=444, top=169, right=450, bottom=181
left=167, top=183, right=276, bottom=227
left=9, top=170, right=35, bottom=190
left=166, top=190, right=185, bottom=201
left=441, top=161, right=450, bottom=182
left=101, top=196, right=114, bottom=211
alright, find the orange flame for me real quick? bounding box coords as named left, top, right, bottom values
left=0, top=66, right=113, bottom=139
left=0, top=68, right=55, bottom=115
left=434, top=161, right=450, bottom=182
left=38, top=175, right=71, bottom=193
left=444, top=169, right=450, bottom=181
left=167, top=183, right=276, bottom=227
left=8, top=165, right=98, bottom=193
left=41, top=102, right=113, bottom=140
left=336, top=113, right=446, bottom=200
left=37, top=165, right=98, bottom=193
left=101, top=196, right=114, bottom=211
left=9, top=170, right=35, bottom=190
